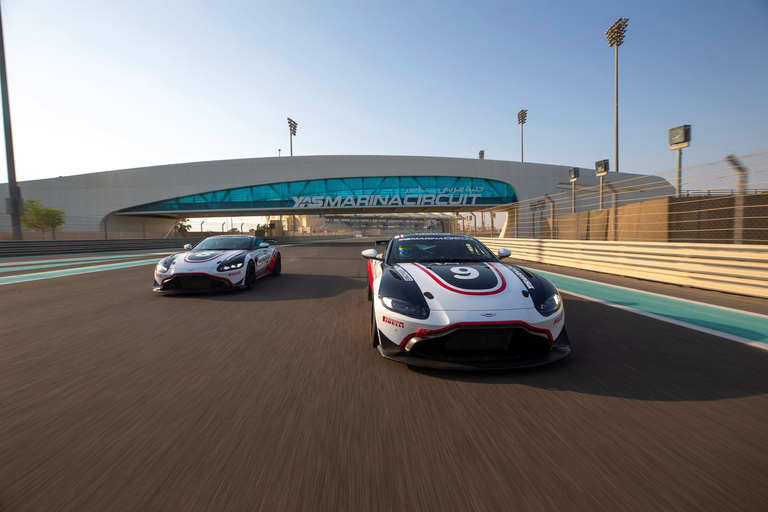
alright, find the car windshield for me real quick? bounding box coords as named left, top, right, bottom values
left=194, top=237, right=252, bottom=251
left=389, top=237, right=496, bottom=263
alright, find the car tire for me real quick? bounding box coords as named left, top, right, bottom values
left=367, top=284, right=372, bottom=301
left=370, top=301, right=380, bottom=348
left=271, top=254, right=282, bottom=276
left=244, top=261, right=256, bottom=290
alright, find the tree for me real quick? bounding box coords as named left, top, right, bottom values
left=176, top=218, right=192, bottom=233
left=21, top=199, right=66, bottom=239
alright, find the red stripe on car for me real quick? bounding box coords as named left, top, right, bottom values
left=367, top=260, right=374, bottom=291
left=411, top=262, right=507, bottom=296
left=398, top=320, right=552, bottom=346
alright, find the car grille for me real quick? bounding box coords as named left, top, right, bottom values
left=161, top=275, right=231, bottom=292
left=410, top=326, right=551, bottom=362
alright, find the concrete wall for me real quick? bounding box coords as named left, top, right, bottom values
left=1, top=155, right=663, bottom=233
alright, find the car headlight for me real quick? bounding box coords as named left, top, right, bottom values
left=380, top=296, right=429, bottom=319
left=156, top=261, right=169, bottom=273
left=217, top=261, right=244, bottom=271
left=540, top=293, right=562, bottom=316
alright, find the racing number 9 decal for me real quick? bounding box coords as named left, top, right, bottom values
left=414, top=262, right=506, bottom=294
left=450, top=266, right=480, bottom=280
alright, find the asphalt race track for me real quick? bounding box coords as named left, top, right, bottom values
left=1, top=240, right=767, bottom=511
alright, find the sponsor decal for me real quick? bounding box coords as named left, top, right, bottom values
left=228, top=271, right=242, bottom=276
left=382, top=316, right=405, bottom=328
left=392, top=265, right=414, bottom=282
left=481, top=313, right=497, bottom=317
left=553, top=314, right=563, bottom=325
left=291, top=193, right=483, bottom=209
left=508, top=266, right=535, bottom=290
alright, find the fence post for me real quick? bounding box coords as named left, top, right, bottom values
left=727, top=155, right=747, bottom=244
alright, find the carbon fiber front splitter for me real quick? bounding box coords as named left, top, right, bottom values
left=376, top=327, right=571, bottom=370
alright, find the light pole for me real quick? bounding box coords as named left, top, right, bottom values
left=287, top=117, right=298, bottom=156
left=0, top=7, right=22, bottom=239
left=568, top=167, right=580, bottom=214
left=595, top=159, right=609, bottom=209
left=517, top=109, right=528, bottom=162
left=669, top=124, right=691, bottom=197
left=605, top=17, right=628, bottom=174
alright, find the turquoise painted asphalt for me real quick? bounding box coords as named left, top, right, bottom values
left=0, top=258, right=159, bottom=285
left=0, top=252, right=168, bottom=274
left=531, top=269, right=768, bottom=347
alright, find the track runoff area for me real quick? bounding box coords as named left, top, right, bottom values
left=1, top=239, right=767, bottom=510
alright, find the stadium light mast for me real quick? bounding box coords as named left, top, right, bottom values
left=287, top=117, right=298, bottom=156
left=605, top=17, right=628, bottom=173
left=517, top=109, right=528, bottom=162
left=0, top=6, right=22, bottom=239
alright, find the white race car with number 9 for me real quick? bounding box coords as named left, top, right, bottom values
left=362, top=233, right=570, bottom=369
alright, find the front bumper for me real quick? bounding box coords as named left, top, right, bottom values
left=377, top=324, right=570, bottom=370
left=153, top=273, right=236, bottom=293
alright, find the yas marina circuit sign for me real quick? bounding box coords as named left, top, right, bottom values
left=292, top=187, right=485, bottom=209
left=120, top=176, right=517, bottom=215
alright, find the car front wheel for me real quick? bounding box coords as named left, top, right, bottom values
left=370, top=301, right=380, bottom=348
left=244, top=261, right=256, bottom=290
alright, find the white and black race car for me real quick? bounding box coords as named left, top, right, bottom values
left=363, top=233, right=570, bottom=369
left=153, top=235, right=281, bottom=293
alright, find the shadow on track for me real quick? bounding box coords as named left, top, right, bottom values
left=159, top=273, right=367, bottom=302
left=404, top=295, right=768, bottom=403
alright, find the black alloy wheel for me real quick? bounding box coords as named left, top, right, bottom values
left=244, top=261, right=256, bottom=289
left=272, top=254, right=282, bottom=276
left=370, top=301, right=380, bottom=348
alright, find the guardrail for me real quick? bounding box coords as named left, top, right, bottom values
left=0, top=235, right=355, bottom=258
left=267, top=235, right=353, bottom=243
left=0, top=238, right=205, bottom=258
left=477, top=237, right=768, bottom=299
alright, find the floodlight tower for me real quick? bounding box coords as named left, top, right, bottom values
left=517, top=109, right=528, bottom=162
left=287, top=117, right=298, bottom=156
left=605, top=17, right=628, bottom=173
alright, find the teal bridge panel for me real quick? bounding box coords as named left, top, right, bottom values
left=121, top=176, right=518, bottom=214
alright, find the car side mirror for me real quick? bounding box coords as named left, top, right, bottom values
left=184, top=244, right=192, bottom=251
left=361, top=249, right=382, bottom=260
left=259, top=243, right=270, bottom=248
left=497, top=248, right=511, bottom=259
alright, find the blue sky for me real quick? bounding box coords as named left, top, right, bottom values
left=2, top=0, right=767, bottom=183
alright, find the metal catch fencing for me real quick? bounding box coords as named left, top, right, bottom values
left=493, top=152, right=768, bottom=244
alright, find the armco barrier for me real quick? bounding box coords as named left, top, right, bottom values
left=0, top=238, right=205, bottom=258
left=0, top=235, right=355, bottom=258
left=477, top=237, right=768, bottom=300
left=267, top=235, right=353, bottom=244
